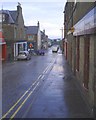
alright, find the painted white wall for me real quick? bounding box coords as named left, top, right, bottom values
left=14, top=42, right=27, bottom=59
left=37, top=28, right=41, bottom=50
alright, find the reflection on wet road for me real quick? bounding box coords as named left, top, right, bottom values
left=2, top=48, right=58, bottom=118
left=2, top=48, right=93, bottom=118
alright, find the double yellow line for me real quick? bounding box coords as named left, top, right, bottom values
left=1, top=58, right=57, bottom=119
left=10, top=83, right=39, bottom=119
left=1, top=67, right=47, bottom=119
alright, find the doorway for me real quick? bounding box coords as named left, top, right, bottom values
left=83, top=35, right=90, bottom=90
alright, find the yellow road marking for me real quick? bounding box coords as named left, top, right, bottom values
left=1, top=75, right=42, bottom=119
left=43, top=66, right=49, bottom=74
left=44, top=65, right=52, bottom=74
left=1, top=90, right=29, bottom=119
left=1, top=65, right=51, bottom=119
left=32, top=75, right=42, bottom=86
left=40, top=75, right=44, bottom=80
left=10, top=85, right=37, bottom=119
left=37, top=75, right=42, bottom=80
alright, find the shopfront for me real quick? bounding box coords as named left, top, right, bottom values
left=0, top=32, right=7, bottom=61
left=14, top=40, right=27, bottom=60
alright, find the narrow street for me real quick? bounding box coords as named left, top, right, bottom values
left=2, top=48, right=93, bottom=118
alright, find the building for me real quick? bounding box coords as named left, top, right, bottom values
left=26, top=21, right=41, bottom=51
left=41, top=30, right=48, bottom=49
left=0, top=3, right=27, bottom=60
left=64, top=1, right=96, bottom=118
left=0, top=31, right=7, bottom=61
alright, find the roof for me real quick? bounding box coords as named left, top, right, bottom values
left=0, top=10, right=17, bottom=24
left=9, top=11, right=17, bottom=23
left=26, top=26, right=39, bottom=35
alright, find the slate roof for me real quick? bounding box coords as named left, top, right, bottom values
left=9, top=11, right=17, bottom=23
left=0, top=10, right=17, bottom=24
left=26, top=26, right=39, bottom=35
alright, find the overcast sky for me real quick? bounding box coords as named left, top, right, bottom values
left=0, top=0, right=66, bottom=39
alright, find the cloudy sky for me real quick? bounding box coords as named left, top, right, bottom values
left=0, top=0, right=66, bottom=39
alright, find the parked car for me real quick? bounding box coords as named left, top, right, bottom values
left=36, top=49, right=45, bottom=55
left=17, top=51, right=31, bottom=60
left=52, top=45, right=59, bottom=53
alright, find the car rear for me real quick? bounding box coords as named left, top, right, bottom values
left=52, top=45, right=58, bottom=53
left=17, top=51, right=31, bottom=60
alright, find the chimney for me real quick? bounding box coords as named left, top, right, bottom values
left=43, top=29, right=45, bottom=34
left=37, top=21, right=40, bottom=28
left=17, top=2, right=22, bottom=14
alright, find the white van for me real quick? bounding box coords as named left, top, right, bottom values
left=52, top=45, right=59, bottom=53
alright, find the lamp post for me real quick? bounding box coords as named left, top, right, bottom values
left=60, top=27, right=64, bottom=53
left=60, top=27, right=64, bottom=40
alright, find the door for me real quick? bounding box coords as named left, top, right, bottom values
left=76, top=37, right=80, bottom=72
left=83, top=36, right=90, bottom=90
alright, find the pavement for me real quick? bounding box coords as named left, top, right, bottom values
left=20, top=54, right=94, bottom=118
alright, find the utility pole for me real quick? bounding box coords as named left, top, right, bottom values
left=60, top=27, right=64, bottom=40
left=60, top=27, right=64, bottom=53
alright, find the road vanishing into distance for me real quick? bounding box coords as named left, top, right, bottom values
left=2, top=48, right=93, bottom=118
left=2, top=48, right=60, bottom=118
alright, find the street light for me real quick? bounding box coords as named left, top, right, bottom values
left=60, top=27, right=64, bottom=54
left=60, top=27, right=64, bottom=40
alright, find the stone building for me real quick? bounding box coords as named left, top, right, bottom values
left=64, top=1, right=96, bottom=118
left=41, top=30, right=48, bottom=50
left=26, top=21, right=41, bottom=51
left=0, top=3, right=27, bottom=60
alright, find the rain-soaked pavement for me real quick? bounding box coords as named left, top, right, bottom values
left=2, top=49, right=94, bottom=119
left=18, top=54, right=93, bottom=118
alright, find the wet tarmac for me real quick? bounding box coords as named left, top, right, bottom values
left=18, top=54, right=93, bottom=118
left=2, top=50, right=94, bottom=119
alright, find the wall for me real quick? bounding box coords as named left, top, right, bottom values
left=94, top=35, right=96, bottom=118
left=72, top=36, right=76, bottom=74
left=64, top=2, right=96, bottom=116
left=78, top=36, right=84, bottom=84
left=3, top=24, right=14, bottom=41
left=89, top=35, right=95, bottom=107
left=37, top=28, right=41, bottom=50
left=16, top=5, right=25, bottom=41
left=73, top=2, right=94, bottom=25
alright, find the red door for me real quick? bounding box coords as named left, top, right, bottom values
left=65, top=42, right=67, bottom=60
left=2, top=44, right=7, bottom=60
left=83, top=36, right=90, bottom=90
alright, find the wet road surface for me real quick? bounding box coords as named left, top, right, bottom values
left=2, top=48, right=94, bottom=118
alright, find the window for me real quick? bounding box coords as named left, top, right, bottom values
left=20, top=28, right=22, bottom=38
left=2, top=14, right=5, bottom=22
left=28, top=35, right=33, bottom=40
left=14, top=27, right=17, bottom=39
left=0, top=14, right=2, bottom=22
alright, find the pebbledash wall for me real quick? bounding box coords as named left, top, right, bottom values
left=64, top=1, right=96, bottom=117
